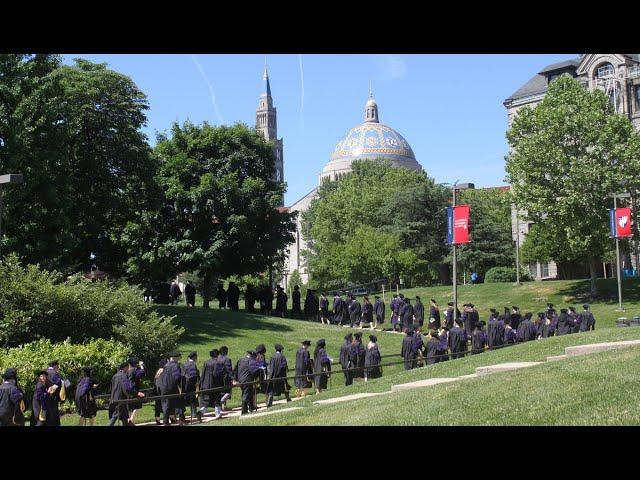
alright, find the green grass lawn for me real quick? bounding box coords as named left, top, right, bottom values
left=217, top=328, right=640, bottom=426
left=59, top=278, right=640, bottom=426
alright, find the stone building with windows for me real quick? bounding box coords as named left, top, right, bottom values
left=504, top=53, right=640, bottom=280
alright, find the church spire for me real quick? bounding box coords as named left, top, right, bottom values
left=364, top=86, right=379, bottom=123
left=262, top=57, right=271, bottom=97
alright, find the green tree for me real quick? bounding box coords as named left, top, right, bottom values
left=302, top=159, right=448, bottom=288
left=0, top=55, right=157, bottom=275
left=506, top=75, right=640, bottom=296
left=455, top=187, right=514, bottom=278
left=141, top=121, right=295, bottom=308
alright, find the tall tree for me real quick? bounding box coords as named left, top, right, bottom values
left=506, top=75, right=640, bottom=296
left=454, top=187, right=514, bottom=277
left=302, top=159, right=448, bottom=288
left=0, top=55, right=157, bottom=274
left=146, top=121, right=295, bottom=308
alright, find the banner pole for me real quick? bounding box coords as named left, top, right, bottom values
left=614, top=194, right=624, bottom=311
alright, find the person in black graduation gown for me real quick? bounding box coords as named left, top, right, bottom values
left=233, top=350, right=261, bottom=415
left=153, top=358, right=168, bottom=425
left=199, top=349, right=222, bottom=420
left=275, top=286, right=288, bottom=317
left=30, top=370, right=50, bottom=426
left=414, top=296, right=425, bottom=328
left=401, top=328, right=417, bottom=370
left=556, top=308, right=572, bottom=336
left=266, top=344, right=292, bottom=407
left=183, top=352, right=201, bottom=422
left=568, top=306, right=580, bottom=333
left=364, top=335, right=382, bottom=381
left=349, top=295, right=362, bottom=328
left=444, top=302, right=455, bottom=330
left=319, top=294, right=330, bottom=324
left=471, top=321, right=487, bottom=354
left=313, top=339, right=331, bottom=393
left=333, top=294, right=345, bottom=326
left=448, top=318, right=468, bottom=360
left=400, top=297, right=414, bottom=332
left=542, top=312, right=556, bottom=338
left=217, top=346, right=234, bottom=410
left=428, top=299, right=441, bottom=331
left=109, top=362, right=136, bottom=426
left=255, top=344, right=268, bottom=405
left=504, top=318, right=517, bottom=344
left=185, top=281, right=196, bottom=307
left=45, top=360, right=67, bottom=426
left=413, top=328, right=425, bottom=366
left=75, top=366, right=98, bottom=426
left=340, top=333, right=353, bottom=386
left=294, top=340, right=313, bottom=397
left=426, top=331, right=441, bottom=365
left=216, top=283, right=227, bottom=309
left=516, top=312, right=538, bottom=342
left=127, top=357, right=145, bottom=424
left=350, top=332, right=366, bottom=379
left=374, top=295, right=385, bottom=329
left=227, top=281, right=241, bottom=311
left=245, top=285, right=256, bottom=313
left=291, top=285, right=302, bottom=319
left=361, top=296, right=374, bottom=329
left=487, top=310, right=505, bottom=350
left=579, top=304, right=596, bottom=332
left=0, top=368, right=25, bottom=427
left=510, top=306, right=522, bottom=331
left=159, top=352, right=184, bottom=426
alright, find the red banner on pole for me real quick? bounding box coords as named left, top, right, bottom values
left=453, top=205, right=470, bottom=245
left=615, top=207, right=632, bottom=238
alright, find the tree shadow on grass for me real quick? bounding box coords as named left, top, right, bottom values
left=153, top=305, right=294, bottom=346
left=556, top=278, right=640, bottom=304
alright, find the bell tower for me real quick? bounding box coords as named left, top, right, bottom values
left=256, top=60, right=284, bottom=199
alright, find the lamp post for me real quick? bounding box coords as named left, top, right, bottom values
left=612, top=192, right=631, bottom=312
left=0, top=174, right=24, bottom=255
left=451, top=182, right=474, bottom=315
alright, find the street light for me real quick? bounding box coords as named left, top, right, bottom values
left=0, top=174, right=24, bottom=254
left=612, top=191, right=631, bottom=311
left=451, top=181, right=474, bottom=316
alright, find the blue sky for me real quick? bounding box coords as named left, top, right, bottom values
left=64, top=54, right=576, bottom=205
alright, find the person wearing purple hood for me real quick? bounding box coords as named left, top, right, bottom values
left=75, top=366, right=98, bottom=426
left=568, top=306, right=580, bottom=333
left=487, top=309, right=504, bottom=350
left=390, top=294, right=400, bottom=331
left=127, top=357, right=145, bottom=424
left=503, top=317, right=517, bottom=344
left=438, top=327, right=450, bottom=361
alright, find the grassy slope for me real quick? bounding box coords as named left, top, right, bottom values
left=61, top=279, right=640, bottom=426
left=229, top=344, right=640, bottom=426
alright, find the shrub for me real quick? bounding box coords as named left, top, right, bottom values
left=0, top=255, right=177, bottom=348
left=114, top=314, right=183, bottom=372
left=0, top=338, right=131, bottom=404
left=484, top=266, right=532, bottom=283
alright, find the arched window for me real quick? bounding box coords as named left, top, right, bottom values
left=596, top=63, right=614, bottom=78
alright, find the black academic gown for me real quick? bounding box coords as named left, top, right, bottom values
left=448, top=326, right=468, bottom=359
left=339, top=340, right=351, bottom=382
left=364, top=344, right=382, bottom=379
left=487, top=319, right=505, bottom=349
left=414, top=301, right=424, bottom=327
left=349, top=340, right=366, bottom=379
left=471, top=329, right=487, bottom=354
left=400, top=303, right=414, bottom=330
left=401, top=335, right=416, bottom=370
left=295, top=348, right=312, bottom=388
left=109, top=370, right=133, bottom=423
left=45, top=367, right=63, bottom=426
left=0, top=381, right=25, bottom=427
left=313, top=348, right=331, bottom=389
left=510, top=312, right=522, bottom=331
left=75, top=377, right=97, bottom=418
left=579, top=311, right=596, bottom=332
left=267, top=352, right=289, bottom=396
left=517, top=319, right=537, bottom=342
left=429, top=306, right=441, bottom=330
left=199, top=357, right=218, bottom=408
left=426, top=337, right=440, bottom=365
left=556, top=313, right=571, bottom=336
left=292, top=290, right=302, bottom=315
left=374, top=299, right=385, bottom=324
left=349, top=300, right=362, bottom=326
left=333, top=297, right=345, bottom=325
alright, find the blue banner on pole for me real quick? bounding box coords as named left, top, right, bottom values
left=609, top=209, right=617, bottom=238
left=447, top=207, right=453, bottom=245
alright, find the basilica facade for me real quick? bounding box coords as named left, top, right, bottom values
left=280, top=92, right=421, bottom=288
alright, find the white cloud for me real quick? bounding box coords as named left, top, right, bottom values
left=369, top=54, right=408, bottom=80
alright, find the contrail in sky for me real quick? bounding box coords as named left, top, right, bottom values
left=190, top=54, right=225, bottom=124
left=298, top=54, right=305, bottom=129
